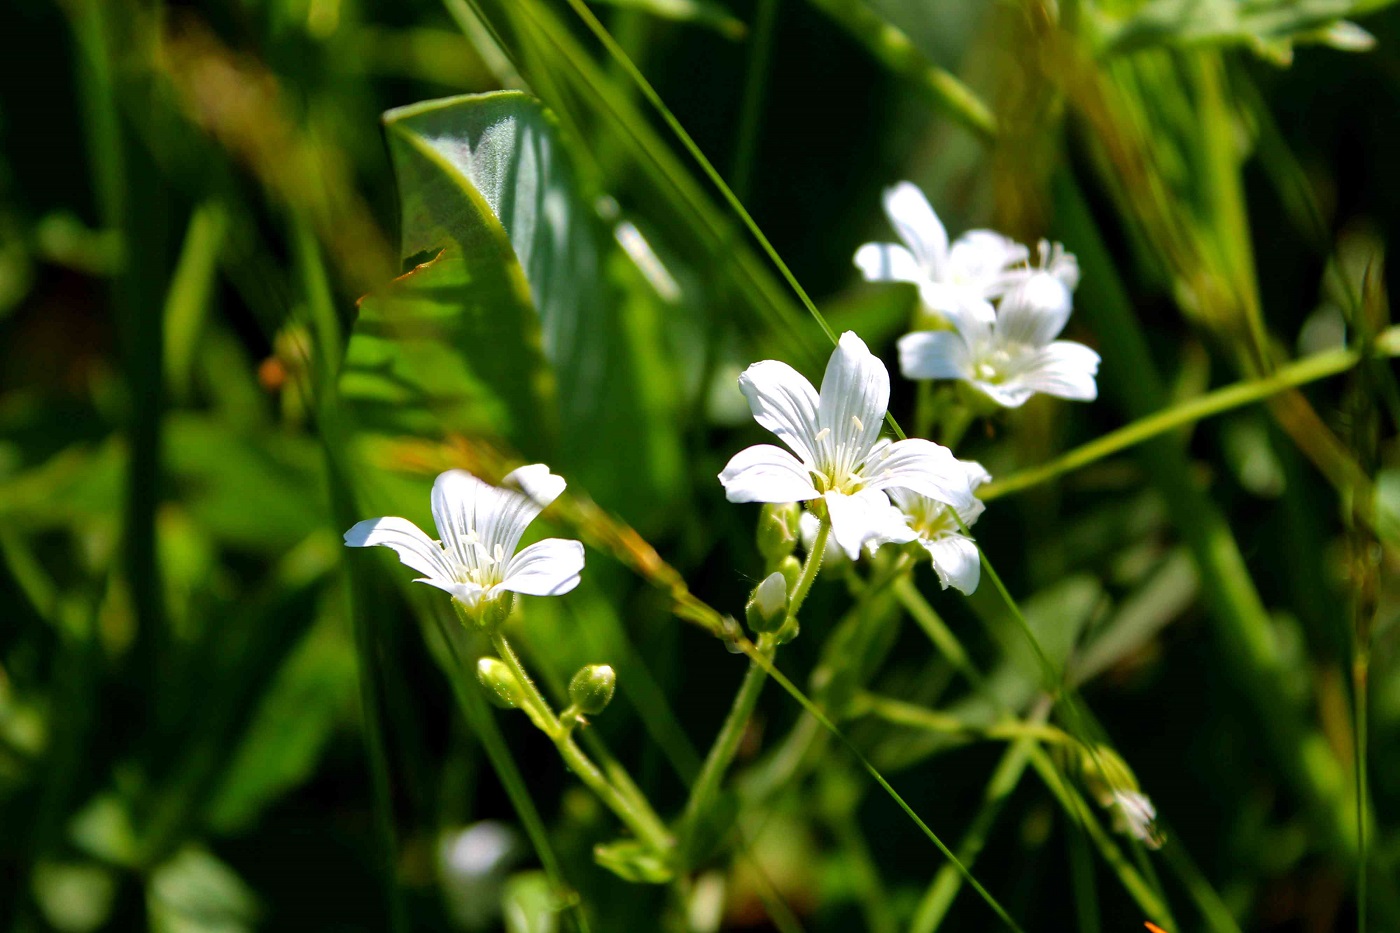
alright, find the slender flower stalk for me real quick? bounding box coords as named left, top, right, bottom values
left=679, top=521, right=830, bottom=857
left=720, top=331, right=975, bottom=559
left=480, top=622, right=673, bottom=854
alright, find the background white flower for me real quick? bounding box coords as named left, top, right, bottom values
left=1109, top=789, right=1161, bottom=848
left=887, top=460, right=991, bottom=594
left=853, top=181, right=1026, bottom=317
left=719, top=331, right=974, bottom=559
left=344, top=465, right=584, bottom=611
left=897, top=249, right=1099, bottom=408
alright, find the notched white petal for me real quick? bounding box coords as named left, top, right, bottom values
left=818, top=332, right=888, bottom=457
left=921, top=534, right=981, bottom=594
left=719, top=444, right=820, bottom=504
left=738, top=360, right=822, bottom=463
left=854, top=242, right=922, bottom=284
left=866, top=438, right=976, bottom=512
left=824, top=489, right=915, bottom=561
left=504, top=463, right=567, bottom=510
left=897, top=330, right=971, bottom=382
left=883, top=181, right=948, bottom=272
left=502, top=538, right=585, bottom=597
left=1014, top=341, right=1100, bottom=402
left=344, top=516, right=455, bottom=584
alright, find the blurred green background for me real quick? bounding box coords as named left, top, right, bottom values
left=2, top=0, right=1400, bottom=930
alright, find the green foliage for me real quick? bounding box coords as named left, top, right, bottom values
left=4, top=0, right=1400, bottom=929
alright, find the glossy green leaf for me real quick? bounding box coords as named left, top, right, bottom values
left=345, top=91, right=682, bottom=517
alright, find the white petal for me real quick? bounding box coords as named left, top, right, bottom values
left=854, top=242, right=923, bottom=284
left=996, top=272, right=1073, bottom=347
left=501, top=538, right=585, bottom=596
left=817, top=332, right=888, bottom=463
left=719, top=445, right=820, bottom=503
left=503, top=463, right=567, bottom=510
left=960, top=460, right=993, bottom=491
left=883, top=182, right=948, bottom=273
left=738, top=360, right=822, bottom=463
left=824, top=489, right=916, bottom=561
left=865, top=438, right=976, bottom=512
left=938, top=296, right=997, bottom=348
left=956, top=460, right=990, bottom=527
left=920, top=534, right=981, bottom=594
left=431, top=469, right=542, bottom=573
left=344, top=516, right=457, bottom=585
left=1008, top=340, right=1100, bottom=402
left=945, top=230, right=1028, bottom=296
left=971, top=380, right=1037, bottom=409
left=897, top=330, right=972, bottom=382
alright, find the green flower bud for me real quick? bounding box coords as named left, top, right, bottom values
left=568, top=664, right=616, bottom=715
left=477, top=657, right=527, bottom=709
left=1079, top=744, right=1137, bottom=807
left=756, top=502, right=802, bottom=564
left=777, top=555, right=802, bottom=592
left=745, top=571, right=789, bottom=634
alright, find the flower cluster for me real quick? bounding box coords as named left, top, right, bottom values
left=338, top=179, right=1155, bottom=871
left=857, top=181, right=1100, bottom=409
left=718, top=332, right=976, bottom=561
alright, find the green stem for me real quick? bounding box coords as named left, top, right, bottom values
left=853, top=692, right=1070, bottom=746
left=679, top=521, right=829, bottom=854
left=678, top=636, right=776, bottom=855
left=982, top=328, right=1400, bottom=502
left=909, top=698, right=1052, bottom=933
left=488, top=629, right=672, bottom=853
left=786, top=519, right=829, bottom=621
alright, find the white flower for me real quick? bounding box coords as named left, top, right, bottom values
left=887, top=460, right=991, bottom=594
left=897, top=242, right=1099, bottom=408
left=719, top=331, right=975, bottom=560
left=854, top=181, right=1027, bottom=317
left=344, top=465, right=584, bottom=613
left=1108, top=789, right=1161, bottom=849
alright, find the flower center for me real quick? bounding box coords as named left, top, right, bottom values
left=808, top=415, right=873, bottom=496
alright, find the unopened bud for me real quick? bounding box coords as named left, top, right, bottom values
left=569, top=664, right=616, bottom=715
left=477, top=657, right=527, bottom=709
left=756, top=503, right=801, bottom=564
left=777, top=555, right=802, bottom=592
left=745, top=571, right=789, bottom=634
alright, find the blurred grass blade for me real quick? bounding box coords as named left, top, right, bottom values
left=800, top=0, right=997, bottom=140
left=909, top=700, right=1050, bottom=933
left=163, top=202, right=226, bottom=403
left=591, top=0, right=747, bottom=37
left=1054, top=170, right=1363, bottom=861
left=731, top=636, right=1029, bottom=933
